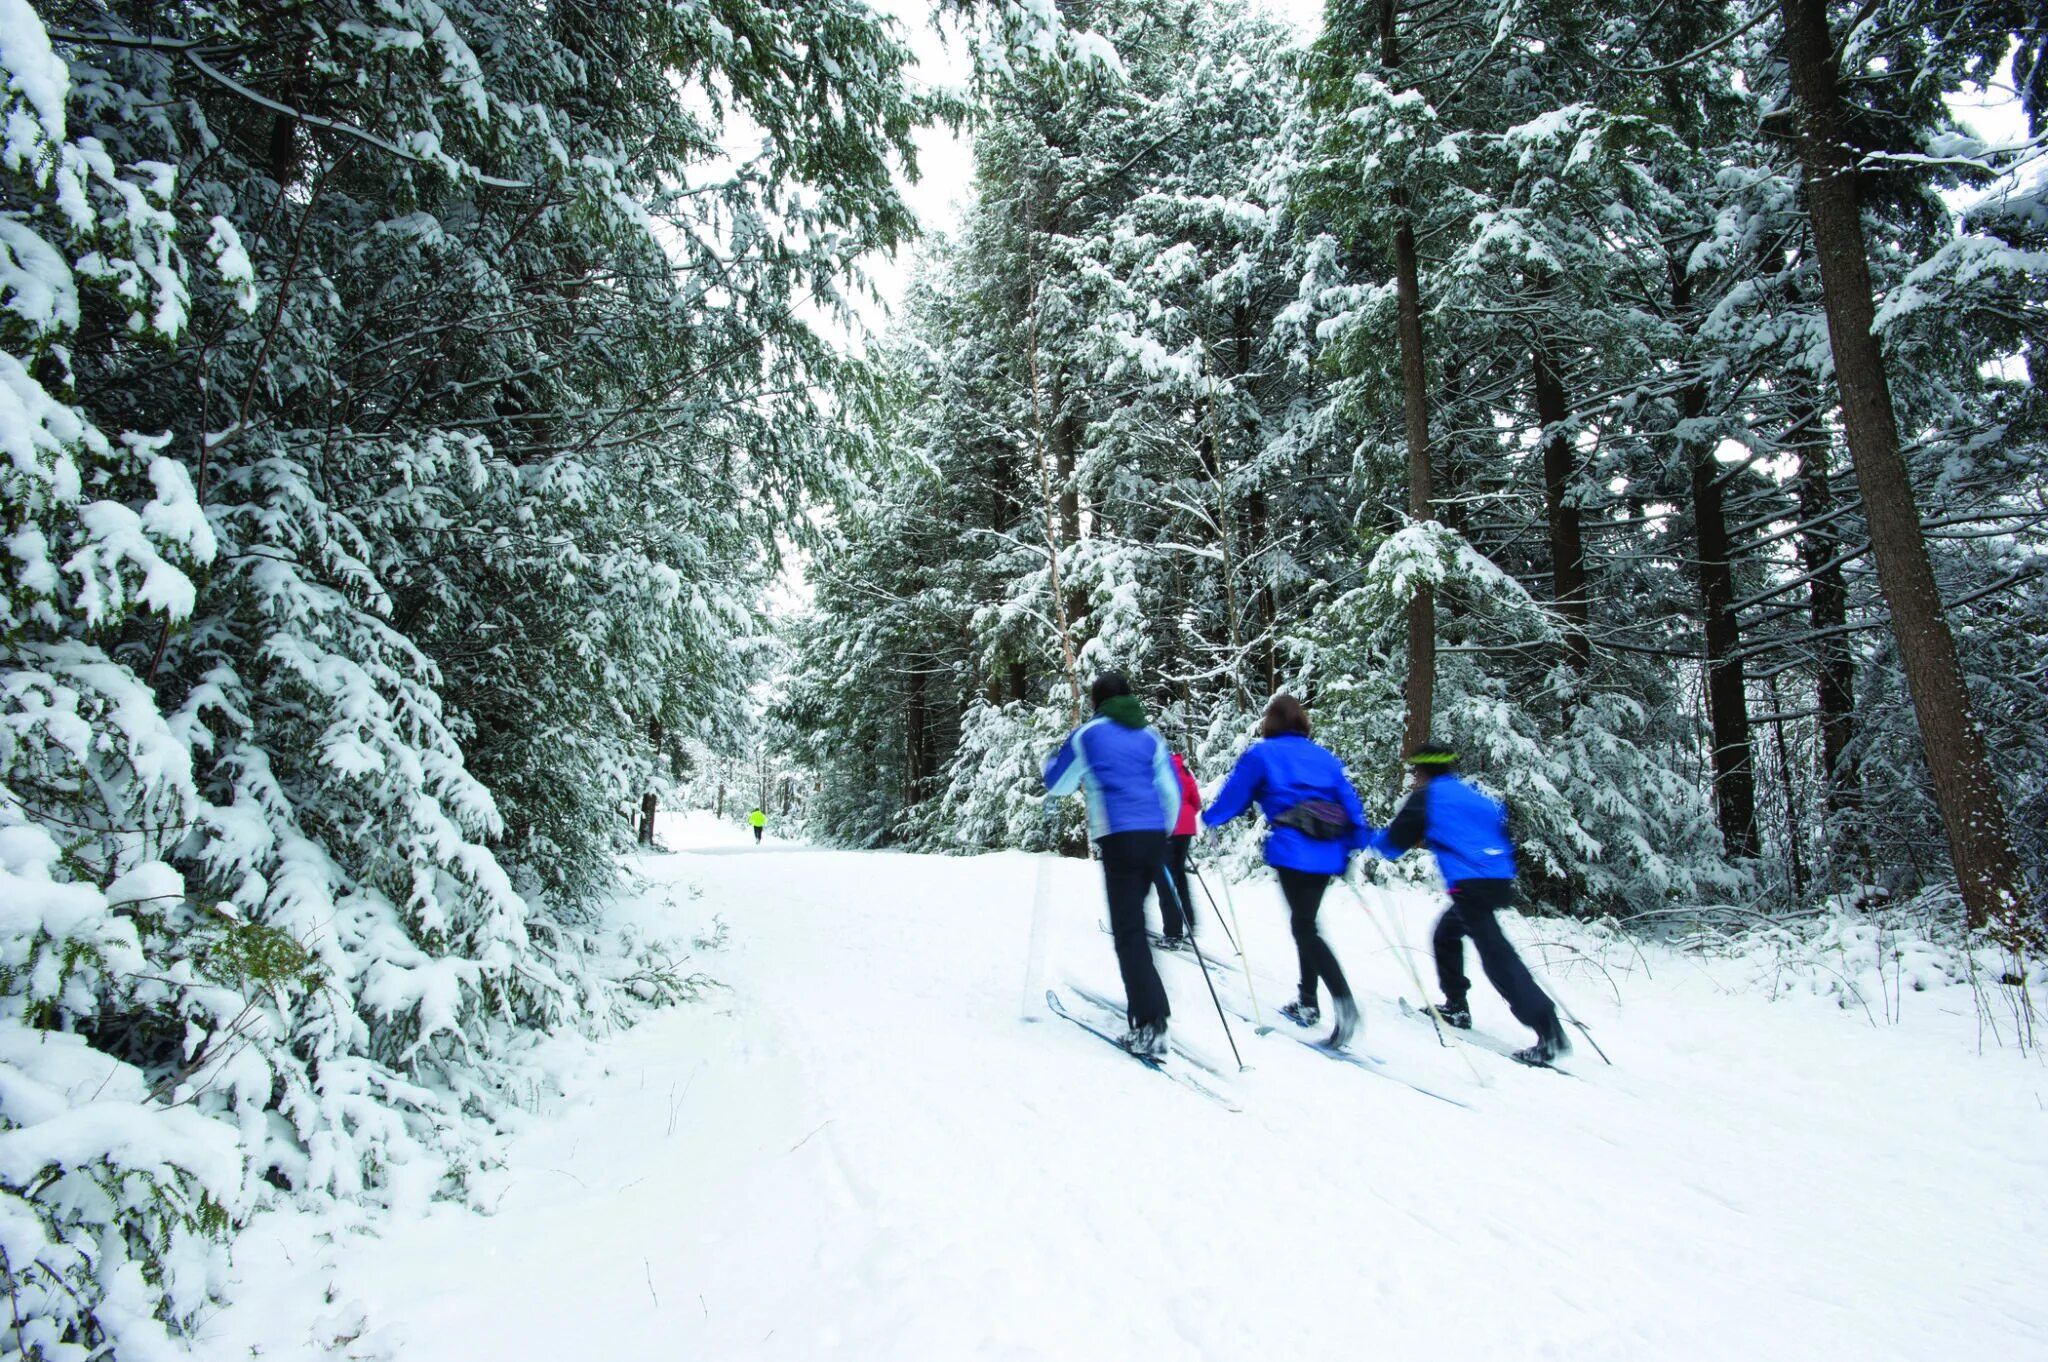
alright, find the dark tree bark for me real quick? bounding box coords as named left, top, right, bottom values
left=1235, top=304, right=1279, bottom=698
left=1669, top=256, right=1759, bottom=859
left=1053, top=399, right=1088, bottom=636
left=1688, top=409, right=1761, bottom=858
left=1200, top=382, right=1252, bottom=710
left=1790, top=401, right=1860, bottom=825
left=1025, top=269, right=1081, bottom=722
left=1532, top=346, right=1589, bottom=671
left=1780, top=0, right=2028, bottom=934
left=1766, top=673, right=1807, bottom=901
left=1247, top=484, right=1278, bottom=697
left=1055, top=404, right=1081, bottom=547
left=1383, top=0, right=1433, bottom=754
left=906, top=668, right=929, bottom=806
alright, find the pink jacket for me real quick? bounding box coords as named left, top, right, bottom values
left=1171, top=754, right=1201, bottom=837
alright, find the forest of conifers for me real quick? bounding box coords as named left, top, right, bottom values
left=0, top=0, right=2039, bottom=1355
left=777, top=0, right=2045, bottom=948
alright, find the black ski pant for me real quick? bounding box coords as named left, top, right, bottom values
left=1276, top=866, right=1351, bottom=1008
left=753, top=826, right=762, bottom=843
left=1098, top=830, right=1171, bottom=1028
left=1432, top=879, right=1557, bottom=1033
left=1151, top=834, right=1195, bottom=938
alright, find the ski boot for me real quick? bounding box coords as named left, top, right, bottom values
left=1511, top=1016, right=1571, bottom=1067
left=1427, top=998, right=1472, bottom=1030
left=1278, top=1000, right=1320, bottom=1028
left=1122, top=1020, right=1169, bottom=1059
left=1327, top=995, right=1360, bottom=1050
left=1155, top=935, right=1188, bottom=953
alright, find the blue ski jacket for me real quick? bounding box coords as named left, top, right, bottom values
left=1369, top=773, right=1518, bottom=887
left=1202, top=734, right=1371, bottom=876
left=1044, top=710, right=1181, bottom=840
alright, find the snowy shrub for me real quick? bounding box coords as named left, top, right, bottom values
left=1645, top=888, right=2042, bottom=1044
left=928, top=701, right=1080, bottom=851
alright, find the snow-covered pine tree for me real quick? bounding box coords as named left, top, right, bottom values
left=4, top=0, right=944, bottom=1349
left=1295, top=0, right=1750, bottom=911
left=781, top=0, right=1360, bottom=852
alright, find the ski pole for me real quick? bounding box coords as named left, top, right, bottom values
left=1516, top=949, right=1614, bottom=1066
left=1021, top=802, right=1059, bottom=1022
left=1163, top=873, right=1245, bottom=1071
left=1193, top=864, right=1263, bottom=1029
left=1483, top=898, right=1615, bottom=1066
left=1343, top=875, right=1489, bottom=1086
left=1551, top=989, right=1611, bottom=1065
left=1187, top=860, right=1241, bottom=956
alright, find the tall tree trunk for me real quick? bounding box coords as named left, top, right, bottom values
left=1026, top=273, right=1083, bottom=723
left=1687, top=386, right=1761, bottom=859
left=1766, top=672, right=1807, bottom=901
left=1247, top=487, right=1277, bottom=697
left=1780, top=0, right=2028, bottom=933
left=1532, top=346, right=1589, bottom=671
left=1670, top=256, right=1759, bottom=858
left=1055, top=404, right=1081, bottom=546
left=1235, top=305, right=1278, bottom=697
left=1053, top=392, right=1088, bottom=634
left=906, top=668, right=927, bottom=806
left=991, top=446, right=1028, bottom=707
left=1790, top=398, right=1860, bottom=827
left=1202, top=357, right=1252, bottom=710
left=1383, top=0, right=1433, bottom=754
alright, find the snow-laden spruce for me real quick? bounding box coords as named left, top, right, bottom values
left=0, top=0, right=968, bottom=1351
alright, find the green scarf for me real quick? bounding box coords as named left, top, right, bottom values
left=1096, top=694, right=1148, bottom=729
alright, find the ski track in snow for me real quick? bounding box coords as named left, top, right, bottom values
left=208, top=813, right=2048, bottom=1360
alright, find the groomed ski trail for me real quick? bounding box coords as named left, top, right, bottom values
left=209, top=815, right=2048, bottom=1361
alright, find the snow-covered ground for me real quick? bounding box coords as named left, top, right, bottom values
left=208, top=812, right=2048, bottom=1360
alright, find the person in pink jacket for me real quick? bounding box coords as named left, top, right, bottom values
left=1153, top=753, right=1202, bottom=947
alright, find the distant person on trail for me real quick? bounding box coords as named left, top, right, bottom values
left=1151, top=752, right=1202, bottom=948
left=1370, top=742, right=1569, bottom=1067
left=1201, top=695, right=1368, bottom=1049
left=749, top=807, right=766, bottom=844
left=1043, top=672, right=1183, bottom=1058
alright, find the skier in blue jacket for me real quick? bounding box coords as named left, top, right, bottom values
left=1370, top=743, right=1569, bottom=1066
left=1044, top=672, right=1182, bottom=1057
left=1201, top=694, right=1370, bottom=1049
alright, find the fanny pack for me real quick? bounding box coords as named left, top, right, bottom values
left=1272, top=798, right=1355, bottom=841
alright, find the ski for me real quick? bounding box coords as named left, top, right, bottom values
left=1095, top=923, right=1239, bottom=972
left=1067, top=985, right=1237, bottom=1080
left=1267, top=1007, right=1470, bottom=1109
left=1398, top=998, right=1577, bottom=1076
left=1208, top=995, right=1470, bottom=1109
left=1044, top=989, right=1241, bottom=1111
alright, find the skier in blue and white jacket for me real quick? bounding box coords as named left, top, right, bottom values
left=1370, top=742, right=1569, bottom=1066
left=1044, top=672, right=1180, bottom=1057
